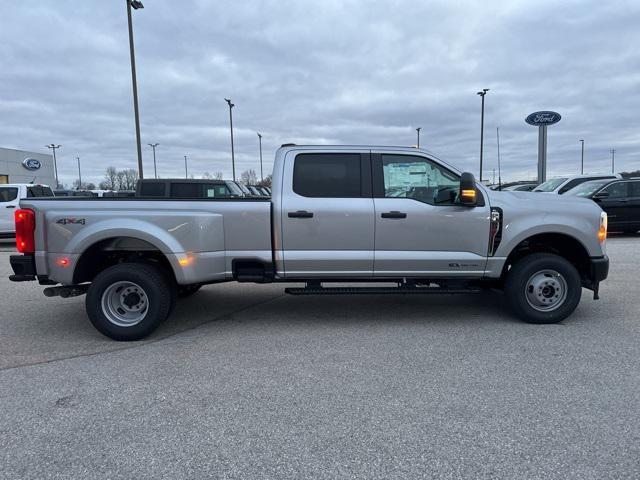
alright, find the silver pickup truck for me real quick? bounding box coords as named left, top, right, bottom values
left=9, top=145, right=609, bottom=340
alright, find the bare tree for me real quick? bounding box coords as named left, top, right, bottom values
left=257, top=174, right=272, bottom=188
left=214, top=171, right=223, bottom=180
left=240, top=169, right=258, bottom=185
left=116, top=170, right=127, bottom=190
left=72, top=179, right=96, bottom=190
left=122, top=169, right=139, bottom=190
left=103, top=166, right=118, bottom=190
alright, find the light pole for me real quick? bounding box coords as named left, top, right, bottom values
left=126, top=0, right=144, bottom=179
left=76, top=156, right=82, bottom=189
left=416, top=127, right=421, bottom=148
left=46, top=144, right=61, bottom=188
left=184, top=155, right=188, bottom=179
left=225, top=98, right=236, bottom=181
left=579, top=139, right=585, bottom=174
left=148, top=143, right=159, bottom=178
left=257, top=132, right=263, bottom=181
left=496, top=127, right=502, bottom=190
left=477, top=88, right=489, bottom=182
left=610, top=148, right=616, bottom=173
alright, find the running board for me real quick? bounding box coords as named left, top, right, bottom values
left=285, top=285, right=482, bottom=295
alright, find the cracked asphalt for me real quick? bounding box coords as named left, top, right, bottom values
left=1, top=236, right=639, bottom=479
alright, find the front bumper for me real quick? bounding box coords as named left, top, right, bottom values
left=587, top=255, right=609, bottom=299
left=9, top=254, right=36, bottom=282
left=590, top=255, right=609, bottom=283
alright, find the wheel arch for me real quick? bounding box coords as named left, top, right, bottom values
left=500, top=232, right=592, bottom=284
left=73, top=236, right=178, bottom=285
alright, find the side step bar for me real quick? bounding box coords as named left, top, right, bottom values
left=285, top=284, right=483, bottom=295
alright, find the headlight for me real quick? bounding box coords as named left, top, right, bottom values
left=598, top=211, right=607, bottom=244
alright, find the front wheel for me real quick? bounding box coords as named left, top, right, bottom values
left=504, top=253, right=582, bottom=324
left=86, top=263, right=173, bottom=341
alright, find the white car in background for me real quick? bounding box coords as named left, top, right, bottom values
left=533, top=174, right=621, bottom=194
left=0, top=184, right=54, bottom=237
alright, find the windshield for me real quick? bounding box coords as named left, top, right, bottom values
left=226, top=182, right=243, bottom=196
left=533, top=177, right=568, bottom=192
left=565, top=179, right=611, bottom=197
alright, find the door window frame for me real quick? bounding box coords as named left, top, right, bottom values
left=291, top=152, right=372, bottom=199
left=371, top=153, right=484, bottom=206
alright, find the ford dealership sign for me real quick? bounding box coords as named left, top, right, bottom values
left=525, top=111, right=561, bottom=126
left=22, top=158, right=42, bottom=171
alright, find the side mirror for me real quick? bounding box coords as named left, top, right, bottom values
left=593, top=191, right=609, bottom=200
left=459, top=172, right=478, bottom=206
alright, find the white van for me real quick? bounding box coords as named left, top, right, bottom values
left=0, top=184, right=54, bottom=237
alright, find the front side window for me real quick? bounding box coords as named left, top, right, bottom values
left=565, top=179, right=611, bottom=197
left=381, top=155, right=459, bottom=205
left=630, top=181, right=640, bottom=197
left=0, top=187, right=18, bottom=202
left=205, top=184, right=231, bottom=198
left=601, top=182, right=628, bottom=198
left=293, top=153, right=361, bottom=198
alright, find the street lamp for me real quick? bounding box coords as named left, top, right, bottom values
left=579, top=139, right=584, bottom=174
left=46, top=144, right=61, bottom=188
left=76, top=156, right=82, bottom=189
left=147, top=143, right=159, bottom=178
left=126, top=0, right=144, bottom=179
left=184, top=155, right=188, bottom=179
left=477, top=88, right=489, bottom=182
left=416, top=127, right=421, bottom=148
left=225, top=98, right=236, bottom=181
left=257, top=132, right=263, bottom=181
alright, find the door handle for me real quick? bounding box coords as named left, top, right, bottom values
left=6, top=205, right=16, bottom=209
left=288, top=210, right=314, bottom=218
left=381, top=211, right=407, bottom=219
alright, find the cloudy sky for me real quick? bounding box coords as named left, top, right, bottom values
left=1, top=0, right=639, bottom=186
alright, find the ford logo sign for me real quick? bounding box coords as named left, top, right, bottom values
left=22, top=158, right=42, bottom=171
left=525, top=111, right=561, bottom=126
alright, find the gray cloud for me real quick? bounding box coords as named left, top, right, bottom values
left=1, top=0, right=639, bottom=186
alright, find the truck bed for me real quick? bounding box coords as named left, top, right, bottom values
left=20, top=197, right=273, bottom=285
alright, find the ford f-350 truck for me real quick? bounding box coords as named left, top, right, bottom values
left=9, top=145, right=609, bottom=340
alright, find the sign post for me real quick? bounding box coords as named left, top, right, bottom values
left=525, top=111, right=561, bottom=184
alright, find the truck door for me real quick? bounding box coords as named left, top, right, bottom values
left=280, top=151, right=374, bottom=277
left=371, top=153, right=490, bottom=277
left=0, top=186, right=19, bottom=234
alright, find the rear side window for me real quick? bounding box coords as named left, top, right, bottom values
left=0, top=187, right=18, bottom=202
left=293, top=153, right=361, bottom=198
left=139, top=182, right=166, bottom=197
left=41, top=187, right=54, bottom=197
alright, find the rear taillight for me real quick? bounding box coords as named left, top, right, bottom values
left=15, top=209, right=36, bottom=253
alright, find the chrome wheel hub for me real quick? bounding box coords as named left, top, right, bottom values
left=525, top=269, right=568, bottom=312
left=101, top=281, right=148, bottom=327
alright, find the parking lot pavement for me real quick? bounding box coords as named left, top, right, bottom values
left=1, top=237, right=640, bottom=479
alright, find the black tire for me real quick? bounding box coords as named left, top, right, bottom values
left=86, top=263, right=173, bottom=341
left=504, top=253, right=582, bottom=324
left=177, top=284, right=202, bottom=298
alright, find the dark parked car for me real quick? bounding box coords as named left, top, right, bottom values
left=136, top=179, right=244, bottom=199
left=565, top=178, right=640, bottom=233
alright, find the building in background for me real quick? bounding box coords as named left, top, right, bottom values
left=0, top=147, right=55, bottom=186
